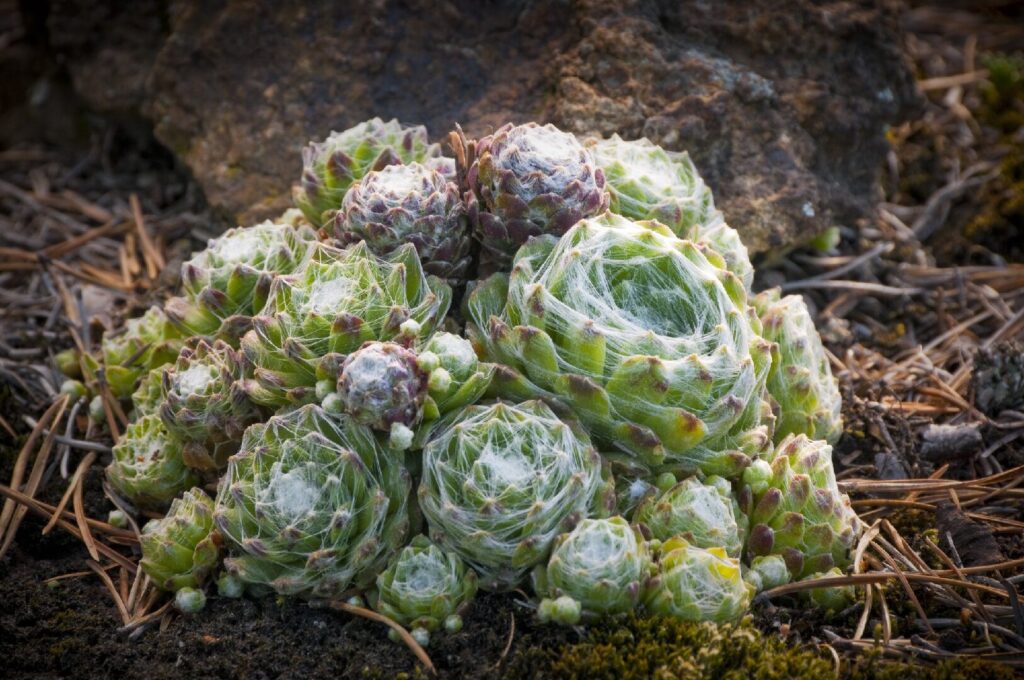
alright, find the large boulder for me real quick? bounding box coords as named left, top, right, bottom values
left=46, top=0, right=919, bottom=252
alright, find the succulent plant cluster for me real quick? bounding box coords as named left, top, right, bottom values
left=741, top=434, right=860, bottom=579
left=533, top=517, right=652, bottom=624
left=68, top=118, right=858, bottom=639
left=241, top=240, right=450, bottom=407
left=332, top=162, right=471, bottom=282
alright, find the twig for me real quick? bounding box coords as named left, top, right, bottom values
left=775, top=280, right=922, bottom=296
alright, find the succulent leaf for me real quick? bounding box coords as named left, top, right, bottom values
left=373, top=535, right=478, bottom=638
left=140, top=487, right=222, bottom=591
left=534, top=516, right=652, bottom=623
left=214, top=404, right=411, bottom=598
left=467, top=213, right=770, bottom=476
left=418, top=400, right=614, bottom=590
left=106, top=415, right=198, bottom=510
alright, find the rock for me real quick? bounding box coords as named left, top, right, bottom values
left=919, top=423, right=983, bottom=463
left=936, top=502, right=1004, bottom=568
left=47, top=0, right=166, bottom=114
left=42, top=0, right=918, bottom=251
left=972, top=342, right=1024, bottom=416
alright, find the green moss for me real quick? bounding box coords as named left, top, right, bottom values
left=886, top=508, right=932, bottom=537
left=846, top=645, right=1017, bottom=680
left=964, top=52, right=1024, bottom=261
left=504, top=615, right=832, bottom=679
left=501, top=613, right=1017, bottom=679
left=978, top=53, right=1024, bottom=134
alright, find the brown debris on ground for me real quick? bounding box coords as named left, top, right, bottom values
left=1, top=3, right=1023, bottom=678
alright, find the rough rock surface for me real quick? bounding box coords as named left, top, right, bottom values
left=45, top=0, right=919, bottom=252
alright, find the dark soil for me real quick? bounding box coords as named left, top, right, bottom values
left=0, top=532, right=557, bottom=679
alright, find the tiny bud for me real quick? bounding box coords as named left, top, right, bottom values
left=217, top=573, right=244, bottom=598
left=389, top=423, right=414, bottom=451
left=55, top=348, right=82, bottom=378
left=444, top=614, right=463, bottom=634
left=107, top=510, right=128, bottom=529
left=654, top=472, right=676, bottom=493
left=416, top=351, right=440, bottom=373
left=809, top=226, right=840, bottom=252
left=346, top=595, right=365, bottom=608
left=88, top=395, right=106, bottom=424
left=428, top=368, right=452, bottom=394
left=315, top=379, right=335, bottom=400
left=175, top=587, right=207, bottom=614
left=743, top=459, right=772, bottom=496
left=60, top=379, right=89, bottom=401
left=321, top=392, right=344, bottom=414
left=410, top=627, right=430, bottom=648
left=399, top=318, right=421, bottom=338
left=550, top=595, right=581, bottom=625
left=536, top=599, right=554, bottom=623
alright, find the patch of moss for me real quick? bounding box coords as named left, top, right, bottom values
left=504, top=615, right=832, bottom=679
left=846, top=645, right=1017, bottom=680
left=886, top=508, right=933, bottom=537
left=977, top=53, right=1024, bottom=135
left=501, top=612, right=1018, bottom=679
left=964, top=52, right=1024, bottom=262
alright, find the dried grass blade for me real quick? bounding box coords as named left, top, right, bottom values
left=88, top=559, right=131, bottom=625
left=0, top=395, right=68, bottom=558
left=42, top=450, right=96, bottom=535
left=130, top=194, right=164, bottom=278
left=0, top=397, right=64, bottom=541
left=73, top=456, right=100, bottom=561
